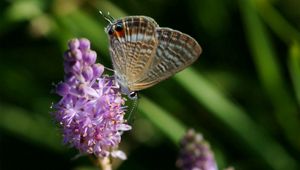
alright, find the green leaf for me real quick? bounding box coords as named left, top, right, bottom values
left=254, top=0, right=300, bottom=43
left=174, top=68, right=299, bottom=170
left=288, top=41, right=300, bottom=106
left=0, top=103, right=64, bottom=153
left=138, top=97, right=186, bottom=144
left=239, top=0, right=300, bottom=154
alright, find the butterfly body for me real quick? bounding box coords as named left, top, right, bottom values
left=104, top=16, right=202, bottom=96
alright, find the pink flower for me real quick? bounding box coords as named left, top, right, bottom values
left=52, top=38, right=131, bottom=159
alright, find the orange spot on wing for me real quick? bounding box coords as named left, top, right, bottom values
left=115, top=30, right=125, bottom=37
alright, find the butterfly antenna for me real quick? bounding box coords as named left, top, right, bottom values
left=99, top=10, right=113, bottom=24
left=107, top=12, right=115, bottom=22
left=126, top=93, right=139, bottom=123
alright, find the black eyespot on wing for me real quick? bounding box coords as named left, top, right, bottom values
left=108, top=28, right=113, bottom=35
left=115, top=22, right=123, bottom=32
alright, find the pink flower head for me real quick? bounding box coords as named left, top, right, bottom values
left=52, top=38, right=131, bottom=159
left=177, top=129, right=218, bottom=170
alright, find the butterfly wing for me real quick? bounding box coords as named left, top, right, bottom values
left=107, top=16, right=159, bottom=92
left=129, top=27, right=202, bottom=91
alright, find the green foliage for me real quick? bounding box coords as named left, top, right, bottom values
left=1, top=0, right=300, bottom=169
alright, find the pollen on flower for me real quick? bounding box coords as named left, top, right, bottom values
left=52, top=38, right=131, bottom=159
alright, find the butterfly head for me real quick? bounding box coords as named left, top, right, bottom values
left=99, top=11, right=125, bottom=38
left=105, top=21, right=125, bottom=38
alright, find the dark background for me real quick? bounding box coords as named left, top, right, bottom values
left=1, top=0, right=300, bottom=169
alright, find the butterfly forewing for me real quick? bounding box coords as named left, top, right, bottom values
left=108, top=16, right=159, bottom=90
left=129, top=28, right=202, bottom=91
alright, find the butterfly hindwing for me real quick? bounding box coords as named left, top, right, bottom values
left=130, top=27, right=202, bottom=91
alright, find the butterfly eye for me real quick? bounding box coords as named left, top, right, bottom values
left=115, top=23, right=123, bottom=32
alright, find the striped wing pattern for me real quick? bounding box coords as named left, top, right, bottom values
left=106, top=16, right=202, bottom=93
left=130, top=28, right=202, bottom=91
left=108, top=16, right=158, bottom=90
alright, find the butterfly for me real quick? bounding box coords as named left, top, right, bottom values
left=101, top=13, right=202, bottom=99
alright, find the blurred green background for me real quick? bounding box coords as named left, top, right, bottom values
left=1, top=0, right=300, bottom=169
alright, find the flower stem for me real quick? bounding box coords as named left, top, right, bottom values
left=98, top=157, right=112, bottom=170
